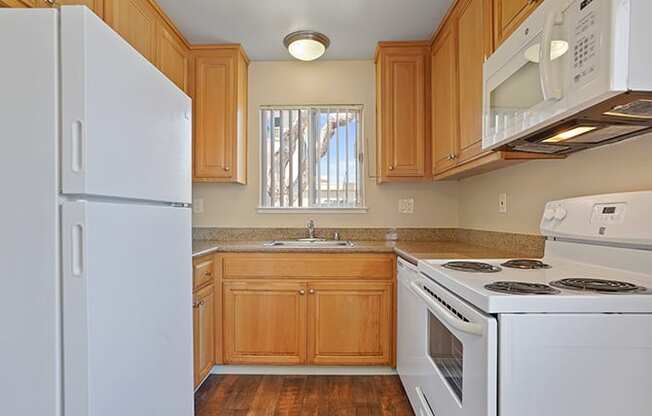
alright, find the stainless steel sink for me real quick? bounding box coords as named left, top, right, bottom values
left=264, top=238, right=355, bottom=248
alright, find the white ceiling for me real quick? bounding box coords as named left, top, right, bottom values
left=156, top=0, right=453, bottom=61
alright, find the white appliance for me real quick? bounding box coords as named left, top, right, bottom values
left=397, top=258, right=496, bottom=416
left=0, top=7, right=193, bottom=416
left=411, top=191, right=652, bottom=416
left=483, top=0, right=652, bottom=155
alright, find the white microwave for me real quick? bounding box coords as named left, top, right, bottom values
left=483, top=0, right=652, bottom=155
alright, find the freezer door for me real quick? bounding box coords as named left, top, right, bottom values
left=61, top=201, right=193, bottom=416
left=61, top=6, right=191, bottom=204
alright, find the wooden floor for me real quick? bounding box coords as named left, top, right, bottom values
left=195, top=375, right=415, bottom=416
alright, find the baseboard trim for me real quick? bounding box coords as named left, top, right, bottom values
left=211, top=365, right=397, bottom=376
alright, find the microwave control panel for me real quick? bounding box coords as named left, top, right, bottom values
left=572, top=0, right=599, bottom=85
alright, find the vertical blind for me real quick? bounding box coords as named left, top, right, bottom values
left=260, top=106, right=364, bottom=209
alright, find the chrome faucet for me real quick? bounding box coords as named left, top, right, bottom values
left=307, top=219, right=316, bottom=239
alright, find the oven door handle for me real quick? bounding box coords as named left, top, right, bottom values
left=410, top=281, right=484, bottom=336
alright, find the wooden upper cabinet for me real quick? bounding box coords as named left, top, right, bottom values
left=192, top=46, right=248, bottom=183
left=456, top=0, right=493, bottom=164
left=155, top=24, right=188, bottom=92
left=307, top=281, right=392, bottom=365
left=56, top=0, right=104, bottom=17
left=494, top=0, right=542, bottom=47
left=193, top=284, right=215, bottom=387
left=375, top=42, right=430, bottom=182
left=223, top=280, right=307, bottom=365
left=104, top=0, right=158, bottom=62
left=431, top=25, right=458, bottom=175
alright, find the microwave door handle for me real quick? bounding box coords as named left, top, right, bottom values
left=410, top=281, right=484, bottom=336
left=540, top=11, right=562, bottom=101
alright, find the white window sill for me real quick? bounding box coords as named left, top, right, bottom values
left=256, top=207, right=369, bottom=214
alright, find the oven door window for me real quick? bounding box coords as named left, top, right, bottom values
left=428, top=310, right=464, bottom=402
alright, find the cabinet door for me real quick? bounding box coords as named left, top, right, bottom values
left=307, top=281, right=392, bottom=365
left=223, top=280, right=307, bottom=364
left=431, top=25, right=458, bottom=175
left=193, top=284, right=215, bottom=387
left=379, top=49, right=427, bottom=178
left=456, top=0, right=492, bottom=163
left=494, top=0, right=541, bottom=47
left=56, top=0, right=104, bottom=17
left=156, top=24, right=188, bottom=92
left=104, top=0, right=157, bottom=62
left=193, top=52, right=236, bottom=179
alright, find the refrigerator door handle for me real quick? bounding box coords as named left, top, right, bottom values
left=71, top=223, right=84, bottom=277
left=71, top=120, right=84, bottom=173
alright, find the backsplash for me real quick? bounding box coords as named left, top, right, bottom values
left=192, top=227, right=545, bottom=258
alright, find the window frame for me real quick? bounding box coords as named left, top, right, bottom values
left=257, top=104, right=367, bottom=213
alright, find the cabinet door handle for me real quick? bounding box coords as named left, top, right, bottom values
left=299, top=289, right=306, bottom=295
left=388, top=165, right=394, bottom=171
left=309, top=289, right=315, bottom=294
left=204, top=271, right=212, bottom=277
left=192, top=301, right=200, bottom=308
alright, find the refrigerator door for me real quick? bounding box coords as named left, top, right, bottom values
left=62, top=201, right=193, bottom=416
left=61, top=6, right=191, bottom=204
left=0, top=9, right=61, bottom=416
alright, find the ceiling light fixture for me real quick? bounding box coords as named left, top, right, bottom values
left=283, top=30, right=330, bottom=61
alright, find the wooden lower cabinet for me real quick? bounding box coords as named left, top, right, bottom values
left=307, top=281, right=392, bottom=365
left=193, top=283, right=215, bottom=387
left=219, top=253, right=396, bottom=367
left=223, top=280, right=307, bottom=365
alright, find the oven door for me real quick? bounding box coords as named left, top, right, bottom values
left=410, top=277, right=497, bottom=416
left=483, top=0, right=573, bottom=150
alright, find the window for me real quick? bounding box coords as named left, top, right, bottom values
left=259, top=106, right=364, bottom=210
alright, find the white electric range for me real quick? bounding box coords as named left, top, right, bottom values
left=397, top=191, right=652, bottom=416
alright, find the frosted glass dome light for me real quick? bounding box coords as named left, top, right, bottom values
left=284, top=31, right=330, bottom=61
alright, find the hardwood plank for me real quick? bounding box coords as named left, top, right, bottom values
left=275, top=376, right=308, bottom=415
left=247, top=375, right=283, bottom=416
left=224, top=375, right=264, bottom=411
left=196, top=375, right=414, bottom=416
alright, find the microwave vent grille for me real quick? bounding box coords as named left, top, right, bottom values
left=604, top=100, right=652, bottom=119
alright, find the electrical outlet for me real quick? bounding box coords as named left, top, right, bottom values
left=193, top=198, right=204, bottom=214
left=399, top=198, right=415, bottom=214
left=498, top=193, right=507, bottom=213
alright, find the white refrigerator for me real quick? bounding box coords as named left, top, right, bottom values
left=0, top=6, right=194, bottom=416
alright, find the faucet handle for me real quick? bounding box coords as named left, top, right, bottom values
left=333, top=231, right=340, bottom=241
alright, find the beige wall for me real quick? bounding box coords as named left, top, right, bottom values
left=192, top=60, right=459, bottom=228
left=458, top=134, right=652, bottom=234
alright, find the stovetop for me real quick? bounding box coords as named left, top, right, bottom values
left=418, top=256, right=652, bottom=314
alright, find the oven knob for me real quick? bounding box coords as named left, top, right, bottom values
left=554, top=207, right=567, bottom=221
left=544, top=208, right=556, bottom=221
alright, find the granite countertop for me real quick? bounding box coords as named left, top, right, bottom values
left=192, top=239, right=529, bottom=263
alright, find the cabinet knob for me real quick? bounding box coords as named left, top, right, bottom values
left=299, top=289, right=305, bottom=295
left=192, top=301, right=200, bottom=308
left=309, top=289, right=315, bottom=294
left=388, top=165, right=394, bottom=171
left=224, top=166, right=231, bottom=172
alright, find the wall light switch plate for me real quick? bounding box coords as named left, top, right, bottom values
left=399, top=198, right=415, bottom=214
left=498, top=193, right=507, bottom=213
left=193, top=198, right=204, bottom=214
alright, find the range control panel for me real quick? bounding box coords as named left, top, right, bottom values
left=590, top=203, right=626, bottom=225
left=540, top=192, right=652, bottom=246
